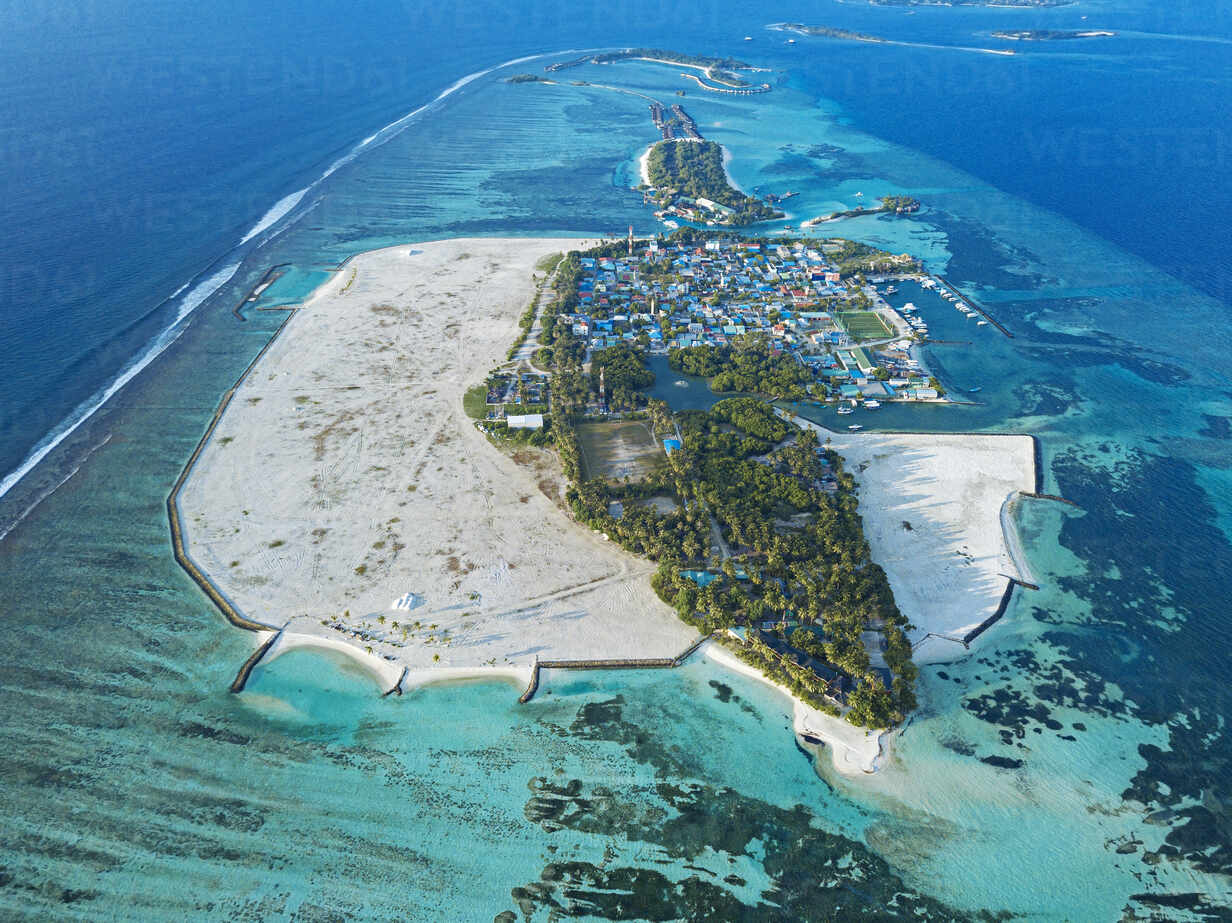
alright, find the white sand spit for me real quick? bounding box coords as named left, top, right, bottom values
left=785, top=412, right=1037, bottom=663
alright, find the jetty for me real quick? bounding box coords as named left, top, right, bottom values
left=518, top=633, right=711, bottom=704
left=934, top=276, right=1013, bottom=338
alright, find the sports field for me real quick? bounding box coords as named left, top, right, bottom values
left=576, top=421, right=664, bottom=480
left=837, top=311, right=891, bottom=340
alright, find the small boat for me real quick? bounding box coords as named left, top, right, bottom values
left=885, top=285, right=898, bottom=295
left=744, top=35, right=753, bottom=41
left=864, top=400, right=881, bottom=409
left=786, top=38, right=796, bottom=44
left=663, top=219, right=679, bottom=229
left=977, top=320, right=988, bottom=326
left=848, top=424, right=863, bottom=431
left=836, top=406, right=854, bottom=415
left=968, top=386, right=982, bottom=393
left=674, top=379, right=689, bottom=388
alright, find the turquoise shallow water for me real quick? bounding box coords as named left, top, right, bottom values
left=1, top=21, right=1231, bottom=921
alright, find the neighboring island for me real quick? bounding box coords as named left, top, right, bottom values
left=546, top=48, right=772, bottom=95
left=991, top=30, right=1116, bottom=41
left=802, top=195, right=921, bottom=227
left=640, top=139, right=783, bottom=226
left=769, top=21, right=1018, bottom=56
left=775, top=23, right=891, bottom=44
left=868, top=0, right=1071, bottom=6
left=506, top=73, right=551, bottom=83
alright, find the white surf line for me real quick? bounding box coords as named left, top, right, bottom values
left=0, top=48, right=588, bottom=514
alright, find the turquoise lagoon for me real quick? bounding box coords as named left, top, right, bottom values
left=2, top=35, right=1231, bottom=923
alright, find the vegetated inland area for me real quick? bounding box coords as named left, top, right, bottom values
left=473, top=232, right=925, bottom=729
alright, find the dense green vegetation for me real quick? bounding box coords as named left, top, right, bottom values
left=562, top=397, right=917, bottom=728
left=879, top=195, right=919, bottom=213
left=646, top=141, right=781, bottom=225
left=668, top=334, right=812, bottom=399
left=590, top=343, right=655, bottom=411
left=778, top=24, right=888, bottom=43
left=472, top=236, right=921, bottom=729
left=507, top=73, right=549, bottom=83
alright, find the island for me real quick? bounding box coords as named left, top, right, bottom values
left=546, top=48, right=772, bottom=95
left=991, top=30, right=1116, bottom=41
left=640, top=139, right=783, bottom=226
left=506, top=73, right=551, bottom=84
left=774, top=23, right=891, bottom=45
left=802, top=195, right=921, bottom=226
left=869, top=0, right=1071, bottom=6
left=173, top=232, right=1037, bottom=776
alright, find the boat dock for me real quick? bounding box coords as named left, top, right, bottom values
left=934, top=276, right=1013, bottom=338
left=670, top=104, right=703, bottom=139
left=649, top=103, right=703, bottom=140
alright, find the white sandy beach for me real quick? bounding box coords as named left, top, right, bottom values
left=179, top=238, right=699, bottom=683
left=702, top=641, right=886, bottom=776
left=783, top=412, right=1036, bottom=663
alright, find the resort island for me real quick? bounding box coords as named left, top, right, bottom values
left=174, top=229, right=1036, bottom=776
left=546, top=48, right=772, bottom=95
left=639, top=139, right=783, bottom=227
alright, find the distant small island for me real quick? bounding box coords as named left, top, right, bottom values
left=802, top=195, right=921, bottom=227
left=776, top=24, right=890, bottom=44
left=507, top=73, right=550, bottom=84
left=991, top=30, right=1116, bottom=41
left=546, top=48, right=772, bottom=95
left=642, top=140, right=783, bottom=226
left=869, top=0, right=1072, bottom=6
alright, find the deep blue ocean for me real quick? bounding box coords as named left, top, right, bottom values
left=1, top=0, right=1230, bottom=918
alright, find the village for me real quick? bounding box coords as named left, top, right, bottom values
left=479, top=232, right=949, bottom=432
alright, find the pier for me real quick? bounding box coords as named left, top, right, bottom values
left=648, top=103, right=703, bottom=140
left=680, top=73, right=771, bottom=95
left=934, top=276, right=1013, bottom=338
left=518, top=633, right=711, bottom=704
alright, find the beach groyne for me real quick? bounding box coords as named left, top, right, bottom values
left=229, top=628, right=282, bottom=693
left=383, top=666, right=409, bottom=697
left=232, top=263, right=290, bottom=321
left=518, top=633, right=711, bottom=703
left=1020, top=490, right=1079, bottom=509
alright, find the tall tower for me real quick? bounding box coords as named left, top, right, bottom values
left=599, top=366, right=607, bottom=413
left=628, top=224, right=634, bottom=257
